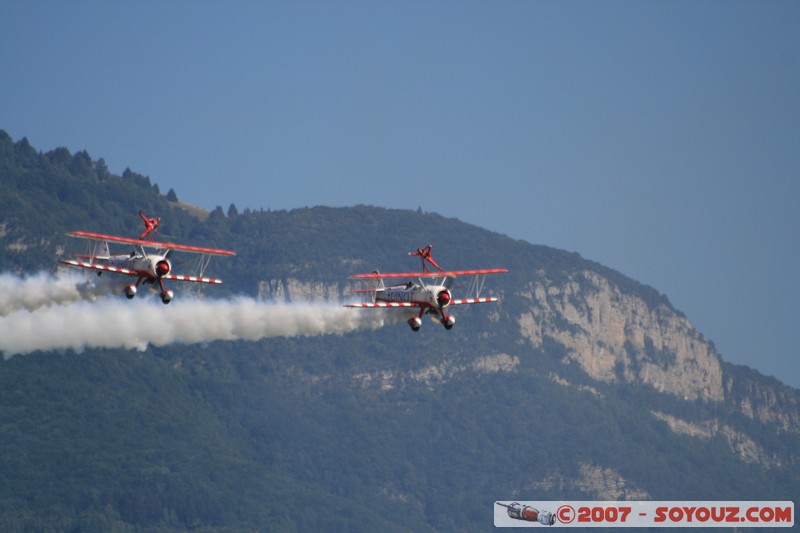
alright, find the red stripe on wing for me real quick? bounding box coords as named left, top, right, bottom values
left=449, top=297, right=500, bottom=305
left=163, top=274, right=223, bottom=284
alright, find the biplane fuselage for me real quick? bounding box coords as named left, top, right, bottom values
left=377, top=282, right=451, bottom=307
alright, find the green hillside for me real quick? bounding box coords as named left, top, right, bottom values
left=0, top=131, right=797, bottom=532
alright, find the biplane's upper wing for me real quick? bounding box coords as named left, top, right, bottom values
left=66, top=231, right=236, bottom=256
left=350, top=268, right=507, bottom=279
left=60, top=259, right=138, bottom=277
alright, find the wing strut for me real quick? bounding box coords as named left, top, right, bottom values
left=192, top=253, right=213, bottom=278
left=468, top=273, right=487, bottom=298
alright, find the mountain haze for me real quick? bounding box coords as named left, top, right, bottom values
left=1, top=130, right=797, bottom=531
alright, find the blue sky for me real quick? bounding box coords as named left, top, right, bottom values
left=2, top=1, right=799, bottom=388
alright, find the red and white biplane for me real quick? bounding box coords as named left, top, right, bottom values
left=60, top=211, right=236, bottom=304
left=346, top=244, right=507, bottom=331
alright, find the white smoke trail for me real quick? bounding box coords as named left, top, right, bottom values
left=0, top=296, right=388, bottom=356
left=0, top=271, right=408, bottom=356
left=0, top=271, right=115, bottom=315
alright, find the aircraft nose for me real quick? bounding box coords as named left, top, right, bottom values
left=156, top=259, right=170, bottom=277
left=436, top=290, right=451, bottom=307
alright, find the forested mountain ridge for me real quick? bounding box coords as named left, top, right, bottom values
left=1, top=130, right=797, bottom=531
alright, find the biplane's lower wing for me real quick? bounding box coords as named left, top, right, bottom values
left=344, top=302, right=420, bottom=309
left=449, top=297, right=499, bottom=305
left=163, top=274, right=223, bottom=284
left=61, top=260, right=223, bottom=284
left=345, top=298, right=498, bottom=309
left=350, top=268, right=507, bottom=279
left=60, top=260, right=138, bottom=277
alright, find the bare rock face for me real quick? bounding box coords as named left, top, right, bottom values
left=258, top=278, right=344, bottom=302
left=517, top=270, right=724, bottom=403
left=527, top=463, right=650, bottom=500
left=514, top=266, right=800, bottom=449
left=725, top=373, right=800, bottom=433
left=651, top=411, right=780, bottom=467
left=352, top=354, right=521, bottom=391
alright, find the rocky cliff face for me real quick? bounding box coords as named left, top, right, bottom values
left=527, top=463, right=651, bottom=501
left=512, top=268, right=800, bottom=435
left=258, top=278, right=346, bottom=302
left=725, top=370, right=800, bottom=433
left=510, top=266, right=800, bottom=478
left=516, top=270, right=724, bottom=403
left=650, top=411, right=782, bottom=467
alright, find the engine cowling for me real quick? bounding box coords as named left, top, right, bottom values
left=436, top=289, right=452, bottom=308
left=156, top=259, right=171, bottom=277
